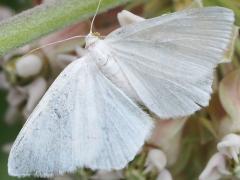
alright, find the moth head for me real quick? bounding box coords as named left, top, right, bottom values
left=85, top=32, right=100, bottom=48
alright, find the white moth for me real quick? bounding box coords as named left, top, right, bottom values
left=8, top=7, right=235, bottom=177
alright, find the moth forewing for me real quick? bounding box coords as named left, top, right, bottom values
left=8, top=55, right=153, bottom=177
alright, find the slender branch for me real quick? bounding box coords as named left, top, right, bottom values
left=0, top=0, right=132, bottom=56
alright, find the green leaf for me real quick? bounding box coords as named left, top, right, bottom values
left=0, top=0, right=133, bottom=56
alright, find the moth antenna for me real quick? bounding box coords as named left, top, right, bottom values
left=90, top=0, right=102, bottom=34
left=23, top=0, right=106, bottom=58
left=23, top=35, right=87, bottom=57
left=22, top=34, right=106, bottom=58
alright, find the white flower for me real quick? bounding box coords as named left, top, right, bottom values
left=117, top=10, right=144, bottom=27
left=7, top=88, right=27, bottom=107
left=149, top=118, right=187, bottom=166
left=4, top=77, right=47, bottom=122
left=217, top=133, right=240, bottom=163
left=144, top=149, right=167, bottom=173
left=157, top=169, right=173, bottom=180
left=5, top=87, right=26, bottom=124
left=144, top=149, right=173, bottom=179
left=199, top=153, right=231, bottom=180
left=16, top=54, right=43, bottom=78
left=23, top=77, right=47, bottom=117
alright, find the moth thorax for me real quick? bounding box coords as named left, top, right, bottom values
left=85, top=33, right=100, bottom=48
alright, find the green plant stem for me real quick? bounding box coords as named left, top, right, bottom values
left=0, top=0, right=132, bottom=56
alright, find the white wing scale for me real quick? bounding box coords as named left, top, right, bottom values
left=106, top=7, right=235, bottom=118
left=8, top=55, right=153, bottom=177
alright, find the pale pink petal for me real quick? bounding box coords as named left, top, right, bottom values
left=7, top=88, right=27, bottom=107
left=217, top=133, right=240, bottom=163
left=145, top=149, right=167, bottom=173
left=117, top=10, right=144, bottom=26
left=23, top=77, right=47, bottom=117
left=199, top=153, right=231, bottom=180
left=149, top=118, right=187, bottom=166
left=157, top=169, right=173, bottom=180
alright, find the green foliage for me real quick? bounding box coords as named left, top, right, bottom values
left=0, top=0, right=133, bottom=56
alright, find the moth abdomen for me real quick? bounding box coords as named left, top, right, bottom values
left=89, top=41, right=140, bottom=101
